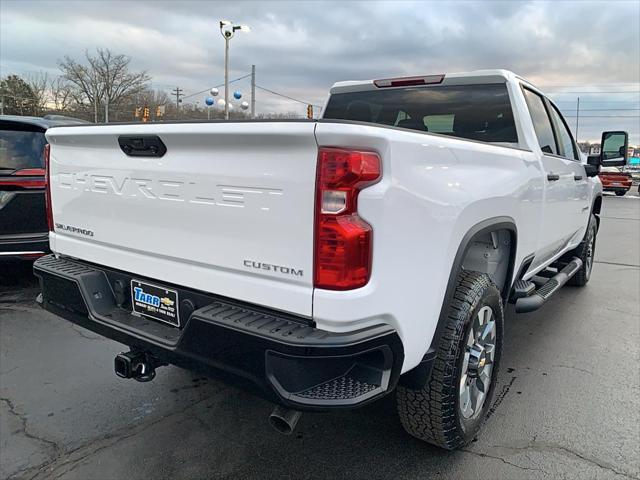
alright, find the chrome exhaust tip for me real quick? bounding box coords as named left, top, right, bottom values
left=268, top=405, right=302, bottom=435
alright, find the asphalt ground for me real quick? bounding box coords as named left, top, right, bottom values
left=1, top=194, right=638, bottom=480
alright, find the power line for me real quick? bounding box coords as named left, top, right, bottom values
left=254, top=84, right=322, bottom=108
left=181, top=73, right=252, bottom=100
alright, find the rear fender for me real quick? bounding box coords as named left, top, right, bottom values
left=400, top=217, right=516, bottom=388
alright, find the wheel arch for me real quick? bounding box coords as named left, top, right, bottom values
left=400, top=216, right=517, bottom=388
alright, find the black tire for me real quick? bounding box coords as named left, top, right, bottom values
left=567, top=213, right=597, bottom=287
left=615, top=190, right=626, bottom=196
left=396, top=271, right=503, bottom=450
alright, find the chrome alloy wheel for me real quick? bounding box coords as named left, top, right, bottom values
left=459, top=306, right=496, bottom=419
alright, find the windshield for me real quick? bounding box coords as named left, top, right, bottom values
left=323, top=83, right=518, bottom=144
left=0, top=128, right=47, bottom=173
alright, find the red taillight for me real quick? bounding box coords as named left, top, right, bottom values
left=0, top=177, right=46, bottom=188
left=0, top=168, right=46, bottom=189
left=14, top=168, right=46, bottom=176
left=44, top=144, right=54, bottom=231
left=314, top=147, right=381, bottom=290
left=373, top=74, right=445, bottom=88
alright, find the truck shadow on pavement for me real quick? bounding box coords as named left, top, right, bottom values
left=0, top=260, right=39, bottom=301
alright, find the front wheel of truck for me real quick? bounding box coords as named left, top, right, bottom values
left=567, top=213, right=597, bottom=287
left=396, top=271, right=503, bottom=450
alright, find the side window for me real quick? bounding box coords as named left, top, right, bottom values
left=0, top=128, right=47, bottom=171
left=522, top=88, right=557, bottom=155
left=548, top=104, right=578, bottom=160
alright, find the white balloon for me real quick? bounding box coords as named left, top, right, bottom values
left=210, top=87, right=219, bottom=96
left=228, top=103, right=234, bottom=109
left=240, top=101, right=249, bottom=110
left=217, top=98, right=225, bottom=107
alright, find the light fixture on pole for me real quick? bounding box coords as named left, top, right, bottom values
left=219, top=20, right=250, bottom=120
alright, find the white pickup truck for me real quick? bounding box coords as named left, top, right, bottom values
left=35, top=70, right=629, bottom=449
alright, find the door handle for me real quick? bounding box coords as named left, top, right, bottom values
left=547, top=173, right=560, bottom=181
left=574, top=175, right=583, bottom=181
left=118, top=135, right=167, bottom=157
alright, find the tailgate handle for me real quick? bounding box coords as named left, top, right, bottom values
left=118, top=136, right=167, bottom=157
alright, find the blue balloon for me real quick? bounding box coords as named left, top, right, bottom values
left=205, top=97, right=215, bottom=106
left=233, top=91, right=242, bottom=99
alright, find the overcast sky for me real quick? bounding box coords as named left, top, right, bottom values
left=1, top=0, right=639, bottom=143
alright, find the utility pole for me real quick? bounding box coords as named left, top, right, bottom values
left=171, top=87, right=183, bottom=117
left=575, top=97, right=580, bottom=142
left=251, top=64, right=256, bottom=119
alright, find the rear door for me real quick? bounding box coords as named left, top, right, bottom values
left=0, top=121, right=48, bottom=254
left=521, top=88, right=577, bottom=266
left=546, top=101, right=590, bottom=239
left=46, top=122, right=318, bottom=317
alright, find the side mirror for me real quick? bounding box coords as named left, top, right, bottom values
left=585, top=155, right=600, bottom=177
left=600, top=131, right=628, bottom=167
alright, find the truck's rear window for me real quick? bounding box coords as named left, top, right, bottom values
left=323, top=83, right=518, bottom=144
left=0, top=128, right=47, bottom=173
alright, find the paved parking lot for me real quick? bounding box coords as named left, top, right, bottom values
left=1, top=195, right=638, bottom=480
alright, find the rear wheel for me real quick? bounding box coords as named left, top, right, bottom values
left=396, top=271, right=503, bottom=450
left=568, top=213, right=597, bottom=287
left=615, top=190, right=626, bottom=196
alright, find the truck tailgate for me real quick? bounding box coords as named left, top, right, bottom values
left=46, top=122, right=318, bottom=317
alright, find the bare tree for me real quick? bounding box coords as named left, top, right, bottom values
left=59, top=54, right=102, bottom=122
left=59, top=48, right=150, bottom=123
left=26, top=72, right=49, bottom=115
left=49, top=77, right=74, bottom=112
left=88, top=49, right=150, bottom=122
left=132, top=87, right=169, bottom=109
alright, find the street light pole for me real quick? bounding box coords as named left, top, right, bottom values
left=219, top=20, right=250, bottom=120
left=224, top=33, right=230, bottom=119
left=575, top=97, right=580, bottom=142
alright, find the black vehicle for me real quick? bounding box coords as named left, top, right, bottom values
left=0, top=115, right=88, bottom=260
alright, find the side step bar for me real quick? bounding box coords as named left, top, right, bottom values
left=515, top=257, right=582, bottom=313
